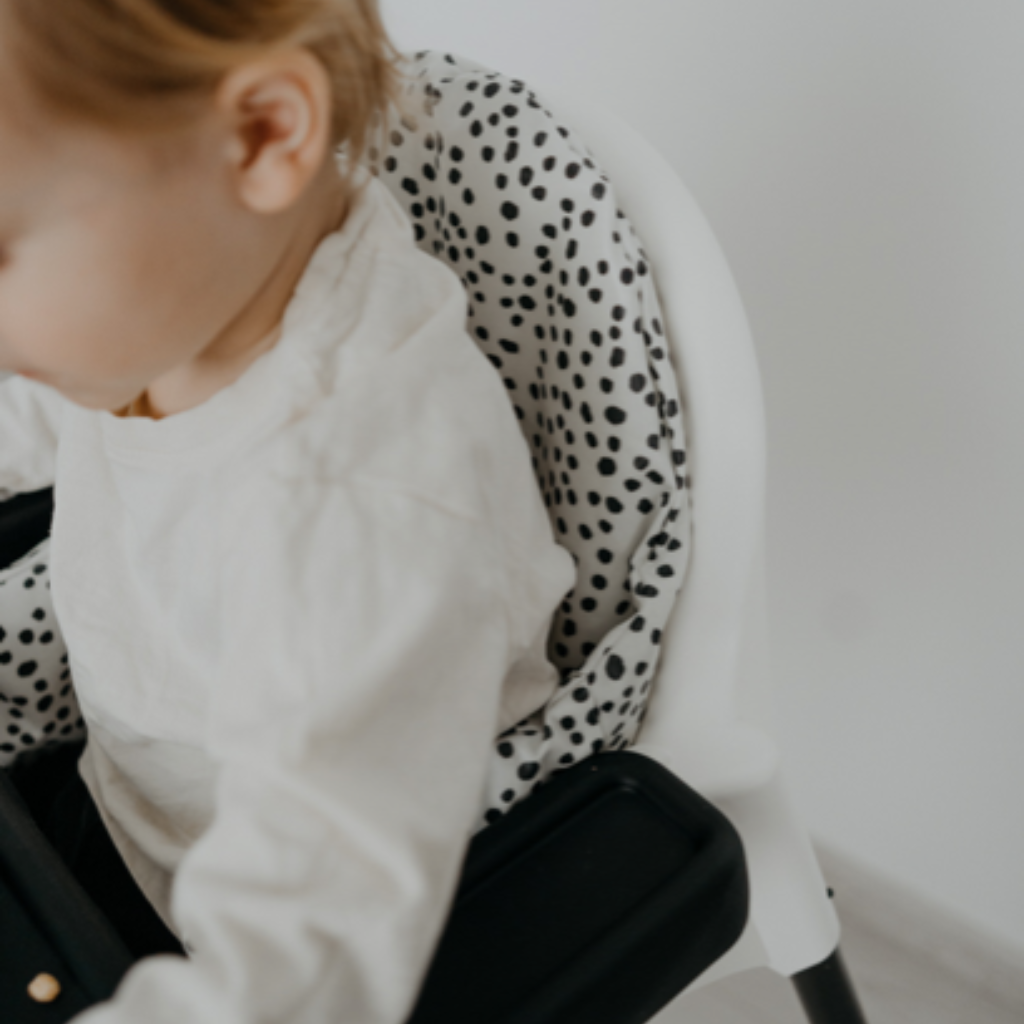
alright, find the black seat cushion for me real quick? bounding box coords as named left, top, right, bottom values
left=0, top=489, right=54, bottom=572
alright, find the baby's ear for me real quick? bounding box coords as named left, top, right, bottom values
left=216, top=49, right=333, bottom=214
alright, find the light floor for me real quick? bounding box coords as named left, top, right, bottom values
left=651, top=886, right=1022, bottom=1024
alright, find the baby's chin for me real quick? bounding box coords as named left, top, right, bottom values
left=32, top=376, right=139, bottom=414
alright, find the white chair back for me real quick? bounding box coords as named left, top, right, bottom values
left=528, top=85, right=842, bottom=987
left=530, top=86, right=778, bottom=797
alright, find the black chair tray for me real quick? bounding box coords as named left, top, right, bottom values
left=0, top=691, right=747, bottom=1024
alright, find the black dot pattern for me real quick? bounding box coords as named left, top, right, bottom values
left=0, top=539, right=85, bottom=767
left=370, top=52, right=693, bottom=831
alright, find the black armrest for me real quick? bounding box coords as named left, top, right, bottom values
left=0, top=488, right=55, bottom=571
left=0, top=770, right=134, bottom=1023
left=407, top=751, right=749, bottom=1024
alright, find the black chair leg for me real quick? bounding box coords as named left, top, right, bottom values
left=791, top=946, right=869, bottom=1024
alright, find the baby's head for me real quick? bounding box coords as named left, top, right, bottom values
left=0, top=0, right=405, bottom=413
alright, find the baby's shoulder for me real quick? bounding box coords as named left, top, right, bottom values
left=242, top=332, right=522, bottom=529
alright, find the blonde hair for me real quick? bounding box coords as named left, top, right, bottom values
left=1, top=0, right=409, bottom=193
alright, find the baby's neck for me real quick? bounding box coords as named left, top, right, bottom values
left=121, top=167, right=353, bottom=421
left=116, top=323, right=285, bottom=421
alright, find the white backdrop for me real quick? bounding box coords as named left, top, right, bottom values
left=381, top=0, right=1024, bottom=955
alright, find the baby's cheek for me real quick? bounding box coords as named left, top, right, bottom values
left=0, top=261, right=76, bottom=372
left=0, top=265, right=143, bottom=412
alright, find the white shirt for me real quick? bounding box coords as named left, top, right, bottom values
left=0, top=172, right=577, bottom=1023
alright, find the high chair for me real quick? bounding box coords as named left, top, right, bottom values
left=0, top=49, right=869, bottom=1024
left=368, top=51, right=870, bottom=1023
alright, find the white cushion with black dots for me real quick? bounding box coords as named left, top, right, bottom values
left=0, top=537, right=85, bottom=768
left=370, top=51, right=693, bottom=829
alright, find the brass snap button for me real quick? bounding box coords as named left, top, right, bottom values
left=27, top=973, right=61, bottom=1003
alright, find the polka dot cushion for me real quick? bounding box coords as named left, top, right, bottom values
left=369, top=51, right=693, bottom=828
left=0, top=537, right=85, bottom=768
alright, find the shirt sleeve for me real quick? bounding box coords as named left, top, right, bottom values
left=72, top=475, right=515, bottom=1024
left=0, top=373, right=67, bottom=500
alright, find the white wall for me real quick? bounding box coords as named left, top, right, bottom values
left=381, top=0, right=1024, bottom=955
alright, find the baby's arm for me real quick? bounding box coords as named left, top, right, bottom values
left=0, top=372, right=66, bottom=500
left=73, top=475, right=514, bottom=1024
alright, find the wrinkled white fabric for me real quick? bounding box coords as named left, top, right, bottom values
left=0, top=170, right=576, bottom=1024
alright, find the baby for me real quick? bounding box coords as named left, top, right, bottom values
left=0, top=2, right=576, bottom=1022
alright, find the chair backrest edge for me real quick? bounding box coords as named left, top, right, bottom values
left=528, top=86, right=773, bottom=770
